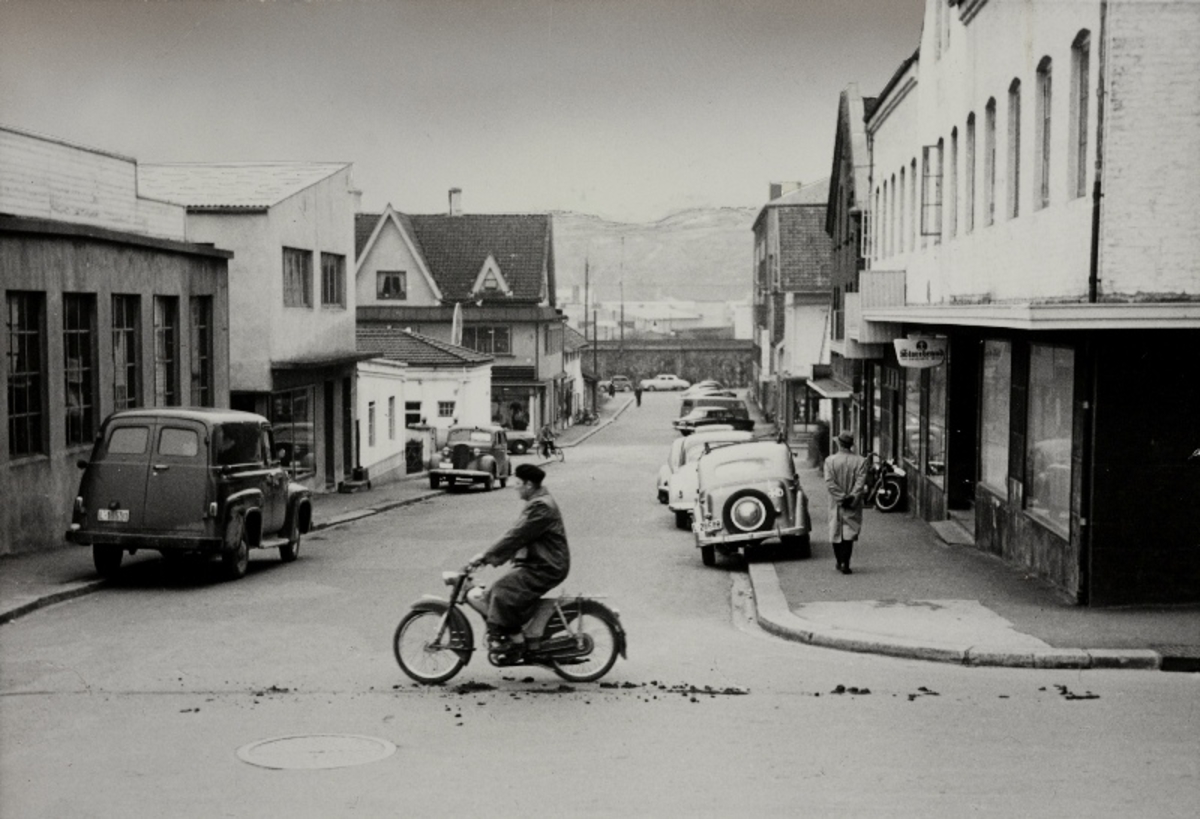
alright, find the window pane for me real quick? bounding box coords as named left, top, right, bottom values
left=980, top=341, right=1011, bottom=492
left=159, top=427, right=199, bottom=457
left=216, top=423, right=262, bottom=466
left=1026, top=344, right=1074, bottom=537
left=903, top=367, right=920, bottom=464
left=107, top=426, right=149, bottom=455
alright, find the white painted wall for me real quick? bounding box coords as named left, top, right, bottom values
left=356, top=359, right=408, bottom=480
left=781, top=299, right=830, bottom=379
left=355, top=212, right=441, bottom=307
left=405, top=364, right=492, bottom=446
left=186, top=167, right=359, bottom=391
left=0, top=126, right=186, bottom=239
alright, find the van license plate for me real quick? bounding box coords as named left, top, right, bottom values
left=98, top=509, right=129, bottom=522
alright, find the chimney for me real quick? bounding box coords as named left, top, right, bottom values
left=449, top=187, right=462, bottom=216
left=769, top=181, right=803, bottom=200
left=769, top=183, right=782, bottom=200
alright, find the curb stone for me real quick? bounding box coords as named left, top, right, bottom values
left=746, top=561, right=1164, bottom=671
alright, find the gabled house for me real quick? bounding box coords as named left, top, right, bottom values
left=355, top=189, right=567, bottom=432
left=355, top=327, right=493, bottom=477
left=1, top=125, right=232, bottom=555
left=751, top=179, right=834, bottom=433
left=139, top=161, right=369, bottom=492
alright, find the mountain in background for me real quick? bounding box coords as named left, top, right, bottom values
left=551, top=207, right=758, bottom=304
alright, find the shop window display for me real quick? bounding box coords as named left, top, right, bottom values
left=980, top=341, right=1011, bottom=493
left=1025, top=344, right=1074, bottom=538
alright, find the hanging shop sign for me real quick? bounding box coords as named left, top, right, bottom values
left=894, top=337, right=947, bottom=368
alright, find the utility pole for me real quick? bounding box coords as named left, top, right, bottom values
left=619, top=236, right=625, bottom=347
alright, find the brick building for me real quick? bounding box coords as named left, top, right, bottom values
left=828, top=0, right=1200, bottom=604
left=750, top=179, right=833, bottom=427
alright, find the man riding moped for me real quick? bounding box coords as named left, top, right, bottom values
left=537, top=422, right=558, bottom=459
left=469, top=463, right=570, bottom=662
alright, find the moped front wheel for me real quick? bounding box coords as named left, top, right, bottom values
left=874, top=478, right=903, bottom=512
left=393, top=609, right=470, bottom=685
left=548, top=606, right=620, bottom=683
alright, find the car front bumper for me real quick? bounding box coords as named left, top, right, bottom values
left=431, top=467, right=492, bottom=482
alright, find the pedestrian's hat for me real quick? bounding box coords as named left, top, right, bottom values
left=836, top=431, right=855, bottom=448
left=514, top=463, right=546, bottom=484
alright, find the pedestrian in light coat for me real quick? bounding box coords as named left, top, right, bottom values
left=824, top=431, right=868, bottom=574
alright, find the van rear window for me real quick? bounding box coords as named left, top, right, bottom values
left=159, top=428, right=199, bottom=458
left=106, top=426, right=149, bottom=455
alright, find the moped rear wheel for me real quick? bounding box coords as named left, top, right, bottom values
left=548, top=607, right=619, bottom=683
left=393, top=610, right=469, bottom=684
left=874, top=477, right=903, bottom=512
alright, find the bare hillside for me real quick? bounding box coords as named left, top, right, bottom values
left=552, top=207, right=757, bottom=303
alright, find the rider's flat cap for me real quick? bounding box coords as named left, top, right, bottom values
left=514, top=463, right=546, bottom=484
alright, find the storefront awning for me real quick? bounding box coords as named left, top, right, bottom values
left=807, top=378, right=853, bottom=399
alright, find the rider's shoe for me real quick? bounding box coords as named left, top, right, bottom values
left=488, top=635, right=527, bottom=664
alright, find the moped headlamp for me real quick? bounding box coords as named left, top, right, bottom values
left=441, top=571, right=460, bottom=586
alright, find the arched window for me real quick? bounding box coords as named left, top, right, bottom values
left=1069, top=30, right=1091, bottom=199
left=948, top=127, right=959, bottom=237
left=984, top=99, right=997, bottom=226
left=965, top=113, right=976, bottom=233
left=1008, top=78, right=1021, bottom=219
left=1036, top=57, right=1053, bottom=209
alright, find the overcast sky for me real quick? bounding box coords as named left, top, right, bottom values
left=1, top=0, right=923, bottom=222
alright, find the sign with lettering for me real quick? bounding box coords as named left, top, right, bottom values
left=894, top=337, right=947, bottom=368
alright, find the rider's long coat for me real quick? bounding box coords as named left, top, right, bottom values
left=481, top=487, right=570, bottom=631
left=824, top=449, right=868, bottom=542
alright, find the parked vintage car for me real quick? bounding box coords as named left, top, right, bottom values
left=678, top=394, right=745, bottom=417
left=679, top=380, right=726, bottom=398
left=693, top=440, right=811, bottom=566
left=674, top=406, right=755, bottom=435
left=429, top=425, right=512, bottom=491
left=667, top=429, right=755, bottom=529
left=65, top=408, right=313, bottom=581
left=639, top=373, right=690, bottom=391
left=504, top=428, right=537, bottom=455
left=655, top=424, right=736, bottom=504
left=610, top=375, right=633, bottom=392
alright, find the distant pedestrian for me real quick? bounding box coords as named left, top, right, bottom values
left=607, top=382, right=615, bottom=399
left=634, top=386, right=643, bottom=406
left=824, top=431, right=868, bottom=575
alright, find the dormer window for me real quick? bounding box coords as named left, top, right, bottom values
left=471, top=254, right=511, bottom=298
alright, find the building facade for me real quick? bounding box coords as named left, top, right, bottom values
left=139, top=162, right=367, bottom=493
left=355, top=193, right=567, bottom=432
left=751, top=180, right=834, bottom=429
left=841, top=0, right=1200, bottom=604
left=1, top=126, right=231, bottom=555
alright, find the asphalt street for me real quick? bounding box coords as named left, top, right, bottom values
left=1, top=391, right=1197, bottom=817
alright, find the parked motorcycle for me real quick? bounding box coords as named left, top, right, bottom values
left=864, top=452, right=906, bottom=512
left=393, top=564, right=627, bottom=684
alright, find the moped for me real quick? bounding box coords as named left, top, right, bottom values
left=393, top=564, right=627, bottom=684
left=864, top=452, right=906, bottom=512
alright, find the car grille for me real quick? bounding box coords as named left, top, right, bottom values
left=451, top=444, right=473, bottom=469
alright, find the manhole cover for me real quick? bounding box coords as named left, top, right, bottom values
left=236, top=734, right=397, bottom=770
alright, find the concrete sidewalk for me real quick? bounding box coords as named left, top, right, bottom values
left=0, top=394, right=634, bottom=626
left=744, top=398, right=1199, bottom=671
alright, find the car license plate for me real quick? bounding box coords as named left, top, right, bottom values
left=97, top=509, right=130, bottom=523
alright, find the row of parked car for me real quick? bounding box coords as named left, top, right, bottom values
left=656, top=385, right=810, bottom=567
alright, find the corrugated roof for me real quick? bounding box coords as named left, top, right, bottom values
left=138, top=162, right=350, bottom=210
left=356, top=326, right=493, bottom=367
left=407, top=214, right=551, bottom=303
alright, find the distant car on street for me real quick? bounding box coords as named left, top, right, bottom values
left=673, top=406, right=755, bottom=435
left=66, top=408, right=313, bottom=581
left=610, top=375, right=633, bottom=392
left=679, top=394, right=745, bottom=417
left=640, top=374, right=690, bottom=391
left=429, top=425, right=512, bottom=491
left=679, top=380, right=726, bottom=397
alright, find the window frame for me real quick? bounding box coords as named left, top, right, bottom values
left=376, top=270, right=407, bottom=301
left=984, top=98, right=997, bottom=227
left=62, top=293, right=97, bottom=447
left=112, top=294, right=141, bottom=411
left=921, top=142, right=944, bottom=238
left=965, top=113, right=976, bottom=233
left=1035, top=57, right=1052, bottom=211
left=320, top=252, right=346, bottom=308
left=190, top=296, right=213, bottom=407
left=1025, top=343, right=1075, bottom=539
left=437, top=400, right=455, bottom=419
left=282, top=247, right=313, bottom=309
left=153, top=296, right=179, bottom=407
left=6, top=291, right=47, bottom=458
left=1069, top=31, right=1091, bottom=200
left=979, top=339, right=1012, bottom=494
left=463, top=325, right=512, bottom=356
